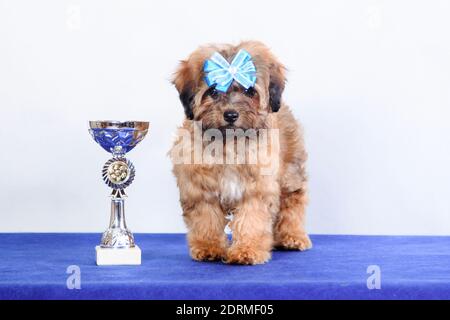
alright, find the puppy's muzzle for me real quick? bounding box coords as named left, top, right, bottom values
left=223, top=110, right=239, bottom=124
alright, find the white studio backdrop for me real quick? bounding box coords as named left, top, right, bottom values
left=0, top=0, right=449, bottom=235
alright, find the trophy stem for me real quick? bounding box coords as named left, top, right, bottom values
left=109, top=198, right=128, bottom=230
left=100, top=197, right=135, bottom=248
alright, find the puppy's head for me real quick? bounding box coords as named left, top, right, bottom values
left=172, top=41, right=286, bottom=131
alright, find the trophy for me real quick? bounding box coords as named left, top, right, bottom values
left=89, top=120, right=149, bottom=265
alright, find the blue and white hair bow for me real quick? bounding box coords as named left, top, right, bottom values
left=203, top=49, right=257, bottom=93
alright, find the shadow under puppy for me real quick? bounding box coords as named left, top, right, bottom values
left=170, top=41, right=311, bottom=265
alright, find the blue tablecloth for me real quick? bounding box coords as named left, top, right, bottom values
left=0, top=233, right=449, bottom=300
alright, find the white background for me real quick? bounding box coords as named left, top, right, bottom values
left=0, top=0, right=449, bottom=235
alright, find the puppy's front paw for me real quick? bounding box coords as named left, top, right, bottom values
left=190, top=244, right=225, bottom=262
left=224, top=246, right=271, bottom=265
left=275, top=233, right=312, bottom=251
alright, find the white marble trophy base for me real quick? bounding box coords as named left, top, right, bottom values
left=95, top=245, right=141, bottom=265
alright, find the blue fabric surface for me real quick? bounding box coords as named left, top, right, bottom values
left=0, top=233, right=449, bottom=300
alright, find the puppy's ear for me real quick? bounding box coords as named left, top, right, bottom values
left=268, top=62, right=286, bottom=113
left=173, top=60, right=195, bottom=120
left=179, top=85, right=195, bottom=120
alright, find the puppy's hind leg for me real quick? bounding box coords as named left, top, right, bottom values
left=183, top=201, right=228, bottom=262
left=274, top=189, right=312, bottom=251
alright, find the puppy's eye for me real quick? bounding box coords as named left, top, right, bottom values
left=205, top=86, right=220, bottom=100
left=244, top=87, right=256, bottom=98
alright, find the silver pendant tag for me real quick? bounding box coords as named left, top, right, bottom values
left=224, top=212, right=234, bottom=235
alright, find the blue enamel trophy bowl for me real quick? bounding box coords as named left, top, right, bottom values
left=89, top=121, right=149, bottom=156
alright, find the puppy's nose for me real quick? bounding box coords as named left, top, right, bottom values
left=223, top=110, right=239, bottom=123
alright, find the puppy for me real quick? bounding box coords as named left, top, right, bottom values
left=170, top=41, right=311, bottom=265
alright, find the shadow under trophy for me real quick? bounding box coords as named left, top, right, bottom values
left=89, top=121, right=149, bottom=265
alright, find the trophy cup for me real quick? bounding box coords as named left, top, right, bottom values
left=89, top=120, right=149, bottom=265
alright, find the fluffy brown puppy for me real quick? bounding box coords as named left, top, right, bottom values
left=170, top=41, right=311, bottom=265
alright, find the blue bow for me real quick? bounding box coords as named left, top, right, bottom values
left=203, top=49, right=256, bottom=93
